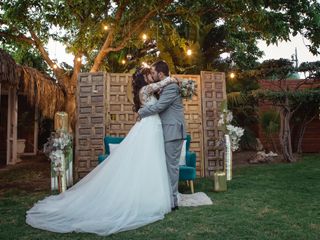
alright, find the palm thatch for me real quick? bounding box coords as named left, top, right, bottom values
left=0, top=49, right=19, bottom=86
left=18, top=66, right=65, bottom=118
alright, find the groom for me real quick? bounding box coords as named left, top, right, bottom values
left=138, top=60, right=187, bottom=211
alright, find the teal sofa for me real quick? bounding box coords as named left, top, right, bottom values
left=98, top=135, right=197, bottom=193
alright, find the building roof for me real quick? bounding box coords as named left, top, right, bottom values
left=0, top=49, right=65, bottom=118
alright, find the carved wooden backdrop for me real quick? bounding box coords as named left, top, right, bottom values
left=75, top=73, right=106, bottom=179
left=172, top=74, right=203, bottom=176
left=201, top=72, right=227, bottom=176
left=76, top=72, right=226, bottom=179
left=106, top=73, right=136, bottom=137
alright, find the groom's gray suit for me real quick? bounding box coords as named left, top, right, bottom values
left=138, top=79, right=187, bottom=208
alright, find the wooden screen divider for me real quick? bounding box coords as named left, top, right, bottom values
left=75, top=72, right=226, bottom=179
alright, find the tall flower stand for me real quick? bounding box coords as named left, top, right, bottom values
left=225, top=134, right=232, bottom=181
left=49, top=112, right=73, bottom=193
left=50, top=146, right=73, bottom=192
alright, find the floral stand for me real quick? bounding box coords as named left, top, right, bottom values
left=45, top=112, right=73, bottom=192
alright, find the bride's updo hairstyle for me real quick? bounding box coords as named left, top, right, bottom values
left=132, top=67, right=151, bottom=112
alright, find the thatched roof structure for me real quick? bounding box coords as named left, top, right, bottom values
left=0, top=49, right=19, bottom=86
left=0, top=49, right=65, bottom=118
left=18, top=66, right=65, bottom=118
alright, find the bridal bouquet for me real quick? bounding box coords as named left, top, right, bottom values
left=178, top=79, right=197, bottom=100
left=44, top=130, right=73, bottom=176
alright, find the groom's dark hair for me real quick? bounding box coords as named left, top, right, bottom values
left=152, top=60, right=169, bottom=76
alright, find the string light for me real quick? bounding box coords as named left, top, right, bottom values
left=230, top=72, right=235, bottom=79
left=53, top=64, right=58, bottom=69
left=186, top=49, right=192, bottom=56
left=103, top=25, right=109, bottom=30
left=77, top=57, right=82, bottom=62
left=141, top=62, right=150, bottom=68
left=126, top=54, right=133, bottom=60
left=121, top=59, right=126, bottom=65
left=142, top=34, right=147, bottom=41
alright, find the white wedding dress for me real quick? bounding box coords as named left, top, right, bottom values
left=26, top=89, right=173, bottom=235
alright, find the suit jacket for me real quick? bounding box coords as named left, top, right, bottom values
left=138, top=82, right=187, bottom=142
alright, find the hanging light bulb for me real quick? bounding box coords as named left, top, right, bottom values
left=121, top=59, right=126, bottom=65
left=77, top=57, right=82, bottom=62
left=186, top=49, right=192, bottom=56
left=230, top=72, right=235, bottom=79
left=53, top=63, right=58, bottom=69
left=141, top=62, right=150, bottom=68
left=103, top=25, right=109, bottom=30
left=126, top=54, right=133, bottom=60
left=142, top=33, right=147, bottom=41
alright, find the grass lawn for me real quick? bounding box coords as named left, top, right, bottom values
left=0, top=155, right=319, bottom=240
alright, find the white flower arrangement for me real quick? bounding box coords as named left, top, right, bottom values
left=44, top=130, right=73, bottom=176
left=178, top=79, right=197, bottom=100
left=218, top=109, right=244, bottom=151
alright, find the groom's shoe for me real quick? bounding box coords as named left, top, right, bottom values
left=171, top=206, right=179, bottom=211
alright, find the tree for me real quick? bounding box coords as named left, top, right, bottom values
left=1, top=0, right=320, bottom=128
left=254, top=59, right=320, bottom=162
left=0, top=0, right=174, bottom=126
left=292, top=61, right=320, bottom=153
left=153, top=0, right=320, bottom=73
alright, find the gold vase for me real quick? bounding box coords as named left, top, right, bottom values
left=213, top=171, right=227, bottom=192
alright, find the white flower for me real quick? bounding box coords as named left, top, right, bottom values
left=226, top=111, right=233, bottom=122
left=220, top=113, right=244, bottom=152
left=217, top=118, right=225, bottom=127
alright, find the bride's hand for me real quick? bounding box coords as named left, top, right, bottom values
left=171, top=77, right=179, bottom=83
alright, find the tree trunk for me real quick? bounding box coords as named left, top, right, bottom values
left=279, top=102, right=295, bottom=162
left=271, top=136, right=279, bottom=153
left=65, top=93, right=76, bottom=132
left=296, top=125, right=306, bottom=154
left=296, top=115, right=316, bottom=154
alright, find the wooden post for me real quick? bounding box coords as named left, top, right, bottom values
left=7, top=87, right=18, bottom=165
left=33, top=103, right=39, bottom=155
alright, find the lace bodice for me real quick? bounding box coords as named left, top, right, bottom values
left=139, top=77, right=176, bottom=106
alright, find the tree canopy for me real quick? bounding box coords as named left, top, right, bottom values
left=1, top=0, right=319, bottom=124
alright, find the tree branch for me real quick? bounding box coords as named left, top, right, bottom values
left=0, top=31, right=35, bottom=45
left=28, top=29, right=69, bottom=87
left=89, top=0, right=128, bottom=72
left=70, top=53, right=82, bottom=90
left=90, top=0, right=173, bottom=72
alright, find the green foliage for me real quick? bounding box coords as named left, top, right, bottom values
left=1, top=0, right=320, bottom=75
left=256, top=58, right=295, bottom=80
left=2, top=43, right=49, bottom=73
left=254, top=89, right=320, bottom=105
left=299, top=61, right=320, bottom=79
left=260, top=110, right=280, bottom=136
left=239, top=127, right=258, bottom=150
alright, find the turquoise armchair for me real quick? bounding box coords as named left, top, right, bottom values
left=98, top=135, right=197, bottom=193
left=98, top=136, right=124, bottom=163
left=179, top=135, right=197, bottom=193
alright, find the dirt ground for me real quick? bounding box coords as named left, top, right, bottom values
left=0, top=154, right=51, bottom=195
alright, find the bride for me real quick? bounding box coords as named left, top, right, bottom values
left=26, top=67, right=178, bottom=236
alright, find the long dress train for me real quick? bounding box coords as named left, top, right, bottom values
left=26, top=78, right=175, bottom=236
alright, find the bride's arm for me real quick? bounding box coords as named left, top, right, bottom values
left=143, top=77, right=178, bottom=95
left=139, top=77, right=178, bottom=105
